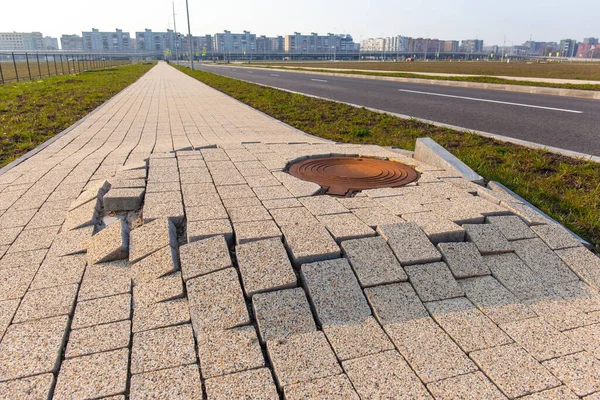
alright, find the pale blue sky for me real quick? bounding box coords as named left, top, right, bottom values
left=1, top=0, right=598, bottom=45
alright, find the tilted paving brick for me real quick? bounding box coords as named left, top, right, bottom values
left=86, top=219, right=129, bottom=265
left=103, top=188, right=145, bottom=211
left=64, top=198, right=101, bottom=231
left=552, top=280, right=600, bottom=314
left=72, top=293, right=132, bottom=329
left=487, top=215, right=537, bottom=241
left=132, top=298, right=191, bottom=333
left=13, top=283, right=78, bottom=323
left=403, top=211, right=466, bottom=244
left=341, top=236, right=407, bottom=287
left=110, top=178, right=146, bottom=189
left=129, top=364, right=203, bottom=400
left=426, top=371, right=507, bottom=400
left=132, top=272, right=184, bottom=307
left=0, top=374, right=55, bottom=400
left=464, top=223, right=513, bottom=255
left=405, top=262, right=464, bottom=302
left=68, top=180, right=110, bottom=211
left=428, top=200, right=486, bottom=225
left=280, top=223, right=340, bottom=265
left=377, top=222, right=442, bottom=265
left=437, top=242, right=490, bottom=278
left=79, top=260, right=131, bottom=301
left=233, top=219, right=282, bottom=244
left=512, top=238, right=579, bottom=286
left=179, top=235, right=231, bottom=281
left=284, top=374, right=359, bottom=400
left=556, top=247, right=600, bottom=290
left=129, top=218, right=177, bottom=264
left=317, top=213, right=376, bottom=243
left=204, top=368, right=278, bottom=400
left=66, top=320, right=131, bottom=359
left=187, top=219, right=233, bottom=245
left=131, top=324, right=197, bottom=374
left=131, top=245, right=179, bottom=285
left=365, top=282, right=428, bottom=325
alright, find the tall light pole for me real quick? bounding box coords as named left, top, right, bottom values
left=185, top=0, right=194, bottom=70
left=172, top=1, right=179, bottom=64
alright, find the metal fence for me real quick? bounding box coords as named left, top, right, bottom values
left=0, top=52, right=151, bottom=84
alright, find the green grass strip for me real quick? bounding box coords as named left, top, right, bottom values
left=0, top=63, right=155, bottom=167
left=174, top=65, right=600, bottom=251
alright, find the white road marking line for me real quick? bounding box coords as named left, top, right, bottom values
left=310, top=78, right=328, bottom=83
left=247, top=71, right=253, bottom=74
left=397, top=89, right=583, bottom=114
left=270, top=74, right=280, bottom=77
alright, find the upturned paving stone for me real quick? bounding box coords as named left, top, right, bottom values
left=7, top=225, right=59, bottom=254
left=425, top=297, right=513, bottom=352
left=236, top=238, right=296, bottom=297
left=0, top=373, right=55, bottom=400
left=301, top=258, right=372, bottom=326
left=531, top=223, right=583, bottom=250
left=556, top=247, right=600, bottom=290
left=405, top=262, right=464, bottom=302
left=252, top=287, right=316, bottom=343
left=131, top=324, right=197, bottom=374
left=280, top=223, right=341, bottom=265
left=513, top=238, right=579, bottom=286
left=72, top=293, right=132, bottom=329
left=266, top=330, right=342, bottom=388
left=0, top=315, right=68, bottom=381
left=485, top=253, right=554, bottom=301
left=385, top=317, right=477, bottom=383
left=204, top=368, right=278, bottom=400
left=343, top=350, right=432, bottom=399
left=487, top=215, right=537, bottom=241
left=341, top=236, right=407, bottom=287
left=66, top=320, right=131, bottom=359
left=133, top=272, right=184, bottom=307
left=269, top=206, right=318, bottom=226
left=63, top=198, right=100, bottom=230
left=464, top=223, right=513, bottom=255
left=103, top=188, right=145, bottom=211
left=459, top=276, right=537, bottom=325
left=351, top=206, right=404, bottom=228
left=403, top=212, right=466, bottom=244
left=131, top=245, right=179, bottom=285
left=86, top=219, right=129, bottom=265
left=29, top=254, right=87, bottom=290
left=323, top=315, right=394, bottom=361
left=542, top=352, right=600, bottom=397
left=377, top=222, right=442, bottom=265
left=365, top=282, right=429, bottom=325
left=129, top=218, right=177, bottom=264
left=185, top=204, right=228, bottom=222
left=197, top=325, right=265, bottom=378
left=129, top=364, right=203, bottom=400
left=79, top=260, right=131, bottom=301
left=437, top=242, right=490, bottom=278
left=317, top=213, right=376, bottom=243
left=426, top=371, right=507, bottom=400
left=54, top=348, right=129, bottom=399
left=500, top=317, right=582, bottom=361
left=186, top=267, right=250, bottom=332
left=227, top=205, right=273, bottom=223
left=68, top=180, right=110, bottom=211
left=187, top=219, right=233, bottom=245
left=233, top=220, right=282, bottom=244
left=470, top=343, right=560, bottom=398
left=261, top=197, right=302, bottom=210
left=299, top=196, right=349, bottom=215
left=13, top=283, right=78, bottom=323
left=284, top=374, right=360, bottom=400
left=132, top=298, right=191, bottom=333
left=179, top=235, right=231, bottom=281
left=519, top=386, right=579, bottom=400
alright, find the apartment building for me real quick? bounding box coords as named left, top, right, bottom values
left=213, top=31, right=256, bottom=53
left=284, top=32, right=337, bottom=53
left=135, top=29, right=176, bottom=52
left=82, top=29, right=131, bottom=51
left=0, top=32, right=44, bottom=51
left=60, top=35, right=83, bottom=51
left=44, top=37, right=59, bottom=50
left=460, top=39, right=484, bottom=53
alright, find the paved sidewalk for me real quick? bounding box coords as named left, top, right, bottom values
left=1, top=62, right=600, bottom=399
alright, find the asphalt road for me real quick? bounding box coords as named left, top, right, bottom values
left=198, top=64, right=600, bottom=157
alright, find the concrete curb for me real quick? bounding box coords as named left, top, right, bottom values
left=414, top=138, right=484, bottom=184
left=218, top=65, right=600, bottom=101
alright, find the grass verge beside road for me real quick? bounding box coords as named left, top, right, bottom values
left=174, top=65, right=600, bottom=250
left=0, top=62, right=155, bottom=167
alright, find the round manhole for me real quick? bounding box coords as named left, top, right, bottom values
left=288, top=156, right=419, bottom=196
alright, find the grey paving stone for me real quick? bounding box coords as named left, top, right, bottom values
left=385, top=317, right=477, bottom=383
left=459, top=275, right=538, bottom=325
left=365, top=282, right=429, bottom=325
left=29, top=254, right=87, bottom=290
left=405, top=262, right=464, bottom=302
left=556, top=247, right=600, bottom=291
left=470, top=344, right=560, bottom=398
left=437, top=242, right=490, bottom=278
left=270, top=206, right=318, bottom=226
left=132, top=298, right=190, bottom=333
left=352, top=206, right=403, bottom=228
left=342, top=237, right=405, bottom=289
left=227, top=205, right=272, bottom=223
left=78, top=259, right=131, bottom=301
left=236, top=238, right=296, bottom=297
left=66, top=320, right=131, bottom=359
left=0, top=315, right=68, bottom=381
left=512, top=238, right=579, bottom=286
left=0, top=373, right=55, bottom=400
left=519, top=386, right=579, bottom=400
left=131, top=245, right=179, bottom=285
left=133, top=272, right=184, bottom=307
left=317, top=213, right=376, bottom=243
left=187, top=219, right=233, bottom=245
left=377, top=222, right=442, bottom=266
left=131, top=324, right=197, bottom=374
left=197, top=325, right=265, bottom=378
left=501, top=317, right=582, bottom=362
left=403, top=212, right=466, bottom=244
left=204, top=368, right=278, bottom=400
left=426, top=371, right=507, bottom=400
left=179, top=235, right=231, bottom=281
left=186, top=268, right=250, bottom=332
left=87, top=219, right=129, bottom=265
left=299, top=196, right=349, bottom=216
left=72, top=293, right=132, bottom=329
left=233, top=220, right=282, bottom=244
left=261, top=198, right=302, bottom=210
left=13, top=283, right=78, bottom=323
left=425, top=297, right=512, bottom=352
left=487, top=215, right=537, bottom=241
left=280, top=223, right=340, bottom=265
left=129, top=364, right=203, bottom=400
left=532, top=223, right=583, bottom=250
left=54, top=348, right=129, bottom=399
left=129, top=218, right=177, bottom=264
left=301, top=258, right=371, bottom=326
left=266, top=330, right=342, bottom=388
left=324, top=315, right=394, bottom=361
left=185, top=204, right=228, bottom=222
left=343, top=350, right=432, bottom=399
left=284, top=374, right=360, bottom=400
left=7, top=225, right=59, bottom=254
left=104, top=188, right=145, bottom=211
left=485, top=253, right=554, bottom=301
left=464, top=224, right=513, bottom=255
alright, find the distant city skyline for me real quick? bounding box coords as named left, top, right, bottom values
left=1, top=0, right=598, bottom=47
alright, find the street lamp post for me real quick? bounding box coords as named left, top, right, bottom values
left=185, top=0, right=194, bottom=70
left=172, top=1, right=179, bottom=64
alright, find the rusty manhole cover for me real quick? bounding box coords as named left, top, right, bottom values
left=288, top=156, right=418, bottom=196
